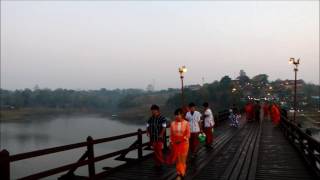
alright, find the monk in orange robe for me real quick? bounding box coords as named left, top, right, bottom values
left=271, top=103, right=280, bottom=125
left=263, top=102, right=270, bottom=119
left=245, top=102, right=254, bottom=122
left=169, top=108, right=191, bottom=178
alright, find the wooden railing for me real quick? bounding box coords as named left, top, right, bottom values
left=0, top=129, right=148, bottom=180
left=280, top=109, right=320, bottom=178
left=0, top=110, right=230, bottom=180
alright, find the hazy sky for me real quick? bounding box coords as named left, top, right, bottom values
left=1, top=1, right=319, bottom=90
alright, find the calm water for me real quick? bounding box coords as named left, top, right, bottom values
left=0, top=114, right=148, bottom=179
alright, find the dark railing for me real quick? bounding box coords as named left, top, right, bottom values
left=0, top=129, right=148, bottom=180
left=0, top=110, right=230, bottom=180
left=215, top=109, right=230, bottom=125
left=280, top=110, right=320, bottom=178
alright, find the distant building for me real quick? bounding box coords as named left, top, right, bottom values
left=281, top=79, right=304, bottom=91
left=146, top=84, right=155, bottom=92
left=311, top=96, right=320, bottom=99
left=231, top=80, right=240, bottom=86
left=185, top=84, right=202, bottom=91
left=239, top=70, right=247, bottom=77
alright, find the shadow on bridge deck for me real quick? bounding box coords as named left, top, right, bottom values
left=102, top=118, right=318, bottom=180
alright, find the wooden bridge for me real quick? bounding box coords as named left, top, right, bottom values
left=0, top=110, right=319, bottom=180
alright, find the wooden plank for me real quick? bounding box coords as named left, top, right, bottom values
left=247, top=122, right=262, bottom=180
left=256, top=120, right=317, bottom=180
left=193, top=120, right=254, bottom=180
left=238, top=122, right=261, bottom=180
left=221, top=123, right=256, bottom=180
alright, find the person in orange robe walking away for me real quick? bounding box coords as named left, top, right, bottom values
left=245, top=101, right=254, bottom=122
left=271, top=103, right=281, bottom=126
left=263, top=102, right=270, bottom=120
left=169, top=108, right=191, bottom=179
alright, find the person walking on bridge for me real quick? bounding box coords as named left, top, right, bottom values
left=169, top=108, right=191, bottom=179
left=245, top=101, right=254, bottom=122
left=263, top=101, right=270, bottom=120
left=147, top=104, right=167, bottom=169
left=202, top=102, right=215, bottom=149
left=254, top=101, right=261, bottom=122
left=185, top=103, right=202, bottom=158
left=270, top=103, right=280, bottom=126
left=229, top=109, right=239, bottom=128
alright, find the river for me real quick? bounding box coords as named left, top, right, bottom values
left=0, top=114, right=147, bottom=179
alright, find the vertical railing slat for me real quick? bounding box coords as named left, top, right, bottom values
left=0, top=150, right=10, bottom=180
left=87, top=136, right=95, bottom=178
left=137, top=129, right=143, bottom=160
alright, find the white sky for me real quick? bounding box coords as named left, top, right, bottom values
left=1, top=1, right=319, bottom=90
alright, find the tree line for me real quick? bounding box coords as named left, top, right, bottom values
left=0, top=72, right=319, bottom=113
left=0, top=88, right=145, bottom=111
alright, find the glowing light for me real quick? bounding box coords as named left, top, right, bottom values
left=179, top=66, right=187, bottom=74
left=183, top=66, right=187, bottom=73
left=289, top=58, right=294, bottom=64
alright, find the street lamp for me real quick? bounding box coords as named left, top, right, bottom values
left=178, top=66, right=187, bottom=106
left=289, top=57, right=300, bottom=122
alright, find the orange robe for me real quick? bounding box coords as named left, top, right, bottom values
left=169, top=119, right=190, bottom=176
left=271, top=105, right=280, bottom=125
left=263, top=104, right=269, bottom=118
left=245, top=103, right=254, bottom=121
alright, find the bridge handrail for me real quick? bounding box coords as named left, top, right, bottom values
left=280, top=111, right=320, bottom=178
left=0, top=129, right=147, bottom=180
left=16, top=142, right=150, bottom=180
left=9, top=131, right=142, bottom=162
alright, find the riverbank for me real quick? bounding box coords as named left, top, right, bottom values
left=0, top=107, right=156, bottom=124
left=114, top=105, right=174, bottom=124
left=0, top=108, right=107, bottom=121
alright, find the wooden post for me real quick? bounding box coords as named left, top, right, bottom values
left=307, top=142, right=316, bottom=169
left=86, top=136, right=95, bottom=179
left=137, top=129, right=143, bottom=160
left=0, top=150, right=10, bottom=180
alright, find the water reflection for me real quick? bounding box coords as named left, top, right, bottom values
left=0, top=114, right=146, bottom=179
left=15, top=133, right=50, bottom=146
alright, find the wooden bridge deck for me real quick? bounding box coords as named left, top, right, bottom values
left=103, top=121, right=238, bottom=180
left=102, top=119, right=318, bottom=180
left=256, top=119, right=316, bottom=180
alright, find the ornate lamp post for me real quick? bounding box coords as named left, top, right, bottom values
left=289, top=58, right=300, bottom=122
left=178, top=66, right=187, bottom=106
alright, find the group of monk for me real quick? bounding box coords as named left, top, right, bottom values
left=146, top=102, right=215, bottom=179
left=244, top=100, right=281, bottom=125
